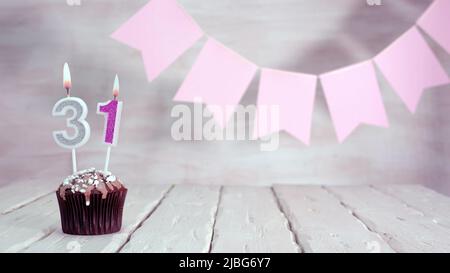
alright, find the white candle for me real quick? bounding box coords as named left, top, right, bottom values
left=52, top=63, right=91, bottom=173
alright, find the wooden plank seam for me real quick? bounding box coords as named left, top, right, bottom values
left=115, top=185, right=175, bottom=252
left=207, top=186, right=223, bottom=253
left=370, top=185, right=450, bottom=230
left=322, top=186, right=398, bottom=253
left=2, top=191, right=54, bottom=215
left=270, top=187, right=303, bottom=253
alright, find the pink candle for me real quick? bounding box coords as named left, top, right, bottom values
left=97, top=75, right=123, bottom=145
left=97, top=75, right=123, bottom=171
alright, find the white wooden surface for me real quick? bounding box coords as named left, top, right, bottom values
left=210, top=186, right=300, bottom=253
left=1, top=182, right=450, bottom=253
left=0, top=179, right=54, bottom=214
left=0, top=195, right=58, bottom=253
left=274, top=186, right=394, bottom=253
left=327, top=186, right=450, bottom=252
left=120, top=185, right=221, bottom=253
left=373, top=184, right=450, bottom=229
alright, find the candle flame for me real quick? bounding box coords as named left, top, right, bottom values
left=63, top=62, right=72, bottom=91
left=113, top=74, right=119, bottom=98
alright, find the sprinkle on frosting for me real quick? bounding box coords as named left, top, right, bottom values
left=58, top=168, right=123, bottom=206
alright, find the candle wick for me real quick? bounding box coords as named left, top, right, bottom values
left=66, top=88, right=70, bottom=97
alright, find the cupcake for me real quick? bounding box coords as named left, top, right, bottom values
left=56, top=168, right=127, bottom=235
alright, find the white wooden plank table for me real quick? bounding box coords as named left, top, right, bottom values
left=274, top=186, right=394, bottom=253
left=1, top=183, right=450, bottom=253
left=327, top=186, right=450, bottom=252
left=210, top=186, right=300, bottom=253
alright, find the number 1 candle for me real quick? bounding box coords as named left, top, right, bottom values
left=97, top=74, right=123, bottom=172
left=52, top=63, right=91, bottom=173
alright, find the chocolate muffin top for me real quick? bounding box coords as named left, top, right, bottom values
left=58, top=168, right=125, bottom=206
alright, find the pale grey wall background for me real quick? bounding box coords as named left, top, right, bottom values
left=1, top=0, right=450, bottom=194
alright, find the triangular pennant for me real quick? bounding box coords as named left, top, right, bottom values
left=111, top=0, right=204, bottom=81
left=320, top=61, right=389, bottom=142
left=374, top=27, right=448, bottom=113
left=417, top=0, right=450, bottom=55
left=254, top=68, right=317, bottom=145
left=174, top=38, right=258, bottom=128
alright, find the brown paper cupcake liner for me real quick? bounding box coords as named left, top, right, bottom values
left=56, top=188, right=127, bottom=235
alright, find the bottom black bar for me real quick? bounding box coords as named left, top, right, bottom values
left=2, top=253, right=448, bottom=272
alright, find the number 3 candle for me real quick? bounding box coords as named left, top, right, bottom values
left=52, top=63, right=91, bottom=173
left=97, top=74, right=123, bottom=172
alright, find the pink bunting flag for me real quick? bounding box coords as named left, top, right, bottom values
left=374, top=27, right=448, bottom=113
left=320, top=61, right=389, bottom=142
left=417, top=0, right=450, bottom=55
left=255, top=69, right=317, bottom=145
left=111, top=0, right=204, bottom=81
left=174, top=38, right=258, bottom=128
